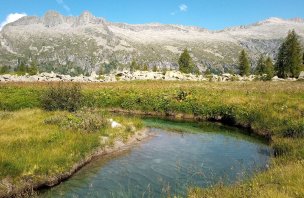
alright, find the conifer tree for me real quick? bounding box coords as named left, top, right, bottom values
left=255, top=55, right=266, bottom=75
left=275, top=30, right=302, bottom=78
left=130, top=60, right=138, bottom=73
left=16, top=59, right=27, bottom=75
left=152, top=65, right=158, bottom=72
left=238, top=49, right=250, bottom=76
left=0, top=66, right=10, bottom=74
left=178, top=49, right=195, bottom=74
left=28, top=61, right=38, bottom=75
left=143, top=64, right=148, bottom=71
left=264, top=57, right=274, bottom=80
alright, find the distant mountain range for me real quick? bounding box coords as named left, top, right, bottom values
left=0, top=10, right=303, bottom=75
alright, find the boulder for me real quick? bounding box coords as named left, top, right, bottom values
left=222, top=73, right=232, bottom=79
left=272, top=76, right=284, bottom=81
left=299, top=71, right=304, bottom=80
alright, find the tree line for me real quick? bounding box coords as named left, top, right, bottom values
left=0, top=59, right=38, bottom=75
left=237, top=30, right=303, bottom=79
left=0, top=30, right=303, bottom=78
left=177, top=30, right=303, bottom=79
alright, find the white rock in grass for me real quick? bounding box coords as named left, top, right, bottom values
left=108, top=118, right=122, bottom=128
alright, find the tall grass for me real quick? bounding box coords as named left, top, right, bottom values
left=0, top=108, right=143, bottom=196
left=0, top=81, right=303, bottom=197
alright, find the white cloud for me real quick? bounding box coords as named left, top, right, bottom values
left=179, top=4, right=188, bottom=12
left=171, top=4, right=188, bottom=16
left=0, top=13, right=27, bottom=30
left=56, top=0, right=71, bottom=14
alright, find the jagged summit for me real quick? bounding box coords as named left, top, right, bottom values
left=3, top=11, right=304, bottom=31
left=76, top=10, right=104, bottom=26
left=3, top=10, right=106, bottom=29
left=43, top=10, right=65, bottom=27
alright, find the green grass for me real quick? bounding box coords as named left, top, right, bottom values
left=189, top=160, right=304, bottom=198
left=0, top=108, right=142, bottom=196
left=0, top=81, right=303, bottom=197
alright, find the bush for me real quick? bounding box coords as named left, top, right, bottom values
left=41, top=83, right=83, bottom=112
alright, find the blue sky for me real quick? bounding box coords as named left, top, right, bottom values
left=1, top=0, right=304, bottom=30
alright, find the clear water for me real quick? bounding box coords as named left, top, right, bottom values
left=40, top=120, right=270, bottom=198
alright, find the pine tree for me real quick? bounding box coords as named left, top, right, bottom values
left=28, top=62, right=38, bottom=75
left=238, top=49, right=250, bottom=76
left=98, top=65, right=104, bottom=75
left=275, top=30, right=302, bottom=78
left=264, top=57, right=274, bottom=80
left=0, top=66, right=10, bottom=74
left=204, top=69, right=211, bottom=75
left=255, top=55, right=266, bottom=75
left=16, top=59, right=27, bottom=75
left=143, top=64, right=148, bottom=71
left=130, top=60, right=140, bottom=73
left=152, top=65, right=158, bottom=72
left=178, top=49, right=195, bottom=74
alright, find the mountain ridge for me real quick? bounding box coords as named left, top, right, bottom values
left=3, top=10, right=304, bottom=32
left=0, top=11, right=303, bottom=75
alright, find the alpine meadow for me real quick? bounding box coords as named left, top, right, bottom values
left=0, top=1, right=304, bottom=197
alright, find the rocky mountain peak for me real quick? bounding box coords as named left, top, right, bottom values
left=75, top=11, right=105, bottom=26
left=43, top=10, right=65, bottom=27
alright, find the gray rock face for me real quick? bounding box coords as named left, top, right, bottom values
left=43, top=11, right=65, bottom=27
left=0, top=11, right=304, bottom=75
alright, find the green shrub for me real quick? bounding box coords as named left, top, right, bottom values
left=41, top=83, right=83, bottom=112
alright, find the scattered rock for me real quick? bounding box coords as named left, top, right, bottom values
left=0, top=71, right=298, bottom=83
left=108, top=118, right=122, bottom=128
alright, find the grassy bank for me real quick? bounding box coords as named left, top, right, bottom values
left=1, top=81, right=303, bottom=137
left=0, top=108, right=143, bottom=197
left=0, top=81, right=303, bottom=197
